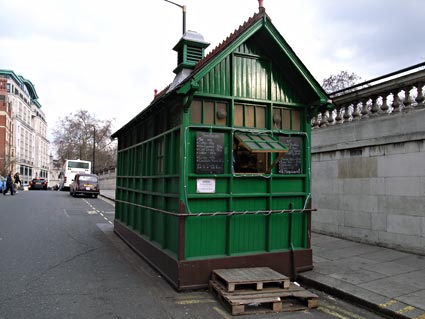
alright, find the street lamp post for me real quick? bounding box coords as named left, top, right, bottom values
left=92, top=126, right=96, bottom=174
left=164, top=0, right=186, bottom=35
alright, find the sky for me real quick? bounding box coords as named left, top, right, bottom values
left=1, top=0, right=423, bottom=141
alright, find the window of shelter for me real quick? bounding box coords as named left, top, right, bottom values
left=234, top=103, right=266, bottom=128
left=191, top=100, right=228, bottom=126
left=273, top=107, right=301, bottom=131
left=233, top=133, right=288, bottom=174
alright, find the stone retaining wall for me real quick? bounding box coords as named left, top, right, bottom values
left=312, top=108, right=425, bottom=254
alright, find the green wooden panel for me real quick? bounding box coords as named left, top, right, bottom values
left=234, top=55, right=268, bottom=100
left=165, top=215, right=179, bottom=255
left=188, top=198, right=228, bottom=213
left=291, top=212, right=308, bottom=248
left=271, top=196, right=307, bottom=249
left=165, top=197, right=179, bottom=212
left=142, top=195, right=153, bottom=238
left=268, top=214, right=290, bottom=250
left=198, top=56, right=231, bottom=96
left=229, top=214, right=266, bottom=254
left=115, top=200, right=122, bottom=220
left=121, top=201, right=128, bottom=225
left=141, top=209, right=151, bottom=238
left=185, top=215, right=227, bottom=258
left=272, top=177, right=304, bottom=193
left=165, top=177, right=179, bottom=194
left=153, top=178, right=163, bottom=193
left=134, top=205, right=142, bottom=233
left=232, top=178, right=267, bottom=194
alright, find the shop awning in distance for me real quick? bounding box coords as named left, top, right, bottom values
left=235, top=133, right=288, bottom=153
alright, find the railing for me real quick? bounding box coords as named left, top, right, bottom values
left=312, top=63, right=425, bottom=128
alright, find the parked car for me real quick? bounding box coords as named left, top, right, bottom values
left=0, top=175, right=6, bottom=192
left=29, top=178, right=48, bottom=190
left=69, top=174, right=99, bottom=198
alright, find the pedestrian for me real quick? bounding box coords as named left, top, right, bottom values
left=14, top=172, right=21, bottom=193
left=3, top=171, right=15, bottom=195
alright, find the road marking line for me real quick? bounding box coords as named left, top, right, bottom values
left=99, top=213, right=104, bottom=217
left=175, top=299, right=216, bottom=305
left=320, top=302, right=366, bottom=319
left=397, top=306, right=415, bottom=314
left=87, top=211, right=97, bottom=215
left=108, top=221, right=113, bottom=225
left=379, top=299, right=397, bottom=308
left=318, top=306, right=350, bottom=319
left=63, top=209, right=70, bottom=218
left=103, top=217, right=109, bottom=221
left=213, top=306, right=231, bottom=319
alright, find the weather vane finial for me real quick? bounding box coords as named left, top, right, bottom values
left=258, top=0, right=265, bottom=13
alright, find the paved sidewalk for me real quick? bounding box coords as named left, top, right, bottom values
left=299, top=233, right=425, bottom=319
left=100, top=189, right=115, bottom=201
left=100, top=190, right=425, bottom=318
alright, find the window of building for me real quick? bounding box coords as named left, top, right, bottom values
left=234, top=103, right=266, bottom=128
left=190, top=100, right=228, bottom=126
left=272, top=107, right=301, bottom=131
left=233, top=133, right=288, bottom=174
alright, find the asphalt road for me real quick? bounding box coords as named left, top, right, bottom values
left=0, top=190, right=388, bottom=319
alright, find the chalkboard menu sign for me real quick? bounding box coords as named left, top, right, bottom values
left=278, top=136, right=302, bottom=174
left=196, top=132, right=225, bottom=174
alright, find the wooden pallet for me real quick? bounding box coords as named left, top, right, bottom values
left=210, top=280, right=318, bottom=315
left=211, top=267, right=290, bottom=292
left=209, top=268, right=318, bottom=316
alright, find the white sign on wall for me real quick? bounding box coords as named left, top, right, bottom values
left=196, top=179, right=216, bottom=193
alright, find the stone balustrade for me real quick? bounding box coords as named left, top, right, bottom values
left=312, top=66, right=425, bottom=128
left=97, top=168, right=116, bottom=190
left=310, top=64, right=425, bottom=254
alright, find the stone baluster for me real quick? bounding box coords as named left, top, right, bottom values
left=415, top=82, right=424, bottom=106
left=320, top=111, right=329, bottom=127
left=360, top=99, right=370, bottom=118
left=370, top=96, right=380, bottom=116
left=311, top=116, right=319, bottom=128
left=391, top=90, right=401, bottom=114
left=343, top=104, right=352, bottom=122
left=329, top=109, right=336, bottom=126
left=335, top=105, right=344, bottom=124
left=403, top=86, right=414, bottom=109
left=352, top=101, right=362, bottom=120
left=380, top=93, right=390, bottom=113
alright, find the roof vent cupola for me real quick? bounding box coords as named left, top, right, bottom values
left=168, top=30, right=210, bottom=92
left=173, top=30, right=210, bottom=74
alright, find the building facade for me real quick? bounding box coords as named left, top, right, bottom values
left=0, top=70, right=49, bottom=183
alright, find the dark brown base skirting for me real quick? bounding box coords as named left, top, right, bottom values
left=114, top=221, right=313, bottom=291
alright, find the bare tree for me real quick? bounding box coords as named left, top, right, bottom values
left=322, top=71, right=362, bottom=94
left=52, top=110, right=116, bottom=173
left=0, top=155, right=15, bottom=177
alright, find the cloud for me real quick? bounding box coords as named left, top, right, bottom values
left=0, top=0, right=423, bottom=143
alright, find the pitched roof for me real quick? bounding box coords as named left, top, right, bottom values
left=113, top=7, right=330, bottom=137
left=193, top=11, right=268, bottom=74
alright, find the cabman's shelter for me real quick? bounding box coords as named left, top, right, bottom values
left=111, top=2, right=330, bottom=290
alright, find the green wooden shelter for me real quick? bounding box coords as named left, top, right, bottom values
left=112, top=4, right=330, bottom=290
